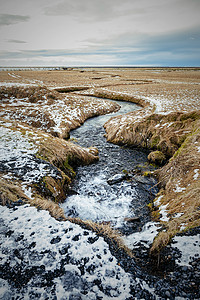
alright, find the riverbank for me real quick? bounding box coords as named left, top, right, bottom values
left=1, top=67, right=199, bottom=252
left=0, top=68, right=200, bottom=299
left=0, top=85, right=119, bottom=219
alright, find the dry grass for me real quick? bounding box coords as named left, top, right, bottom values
left=29, top=197, right=66, bottom=220
left=1, top=68, right=199, bottom=88
left=67, top=217, right=132, bottom=256
left=0, top=85, right=61, bottom=102
left=1, top=68, right=200, bottom=254
left=105, top=110, right=200, bottom=254
left=0, top=176, right=27, bottom=206
left=0, top=85, right=120, bottom=139
left=55, top=86, right=89, bottom=93
left=0, top=118, right=99, bottom=208
left=80, top=88, right=149, bottom=108
left=105, top=110, right=200, bottom=157
left=0, top=176, right=66, bottom=220
left=37, top=133, right=99, bottom=170
left=149, top=125, right=200, bottom=255
left=0, top=174, right=132, bottom=255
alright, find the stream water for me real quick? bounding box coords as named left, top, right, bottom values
left=61, top=98, right=158, bottom=236
left=1, top=97, right=199, bottom=299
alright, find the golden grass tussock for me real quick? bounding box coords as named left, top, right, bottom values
left=67, top=217, right=133, bottom=256
left=0, top=175, right=66, bottom=220
left=82, top=88, right=149, bottom=108
left=40, top=174, right=71, bottom=203
left=149, top=125, right=200, bottom=255
left=105, top=110, right=200, bottom=158
left=0, top=85, right=62, bottom=102
left=38, top=133, right=99, bottom=171
left=0, top=176, right=27, bottom=206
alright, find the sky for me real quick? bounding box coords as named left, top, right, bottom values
left=0, top=0, right=200, bottom=67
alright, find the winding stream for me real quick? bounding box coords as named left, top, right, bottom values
left=1, top=96, right=199, bottom=299
left=61, top=98, right=158, bottom=236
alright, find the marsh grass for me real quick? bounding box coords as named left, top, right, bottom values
left=55, top=86, right=89, bottom=93
left=0, top=86, right=61, bottom=102
left=1, top=68, right=200, bottom=255
left=149, top=124, right=200, bottom=255
left=105, top=110, right=200, bottom=254
left=67, top=217, right=133, bottom=256
left=81, top=88, right=149, bottom=108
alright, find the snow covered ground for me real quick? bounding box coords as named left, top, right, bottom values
left=0, top=68, right=200, bottom=299
left=0, top=205, right=135, bottom=299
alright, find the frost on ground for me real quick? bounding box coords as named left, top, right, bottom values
left=0, top=205, right=135, bottom=299
left=103, top=76, right=200, bottom=254
left=0, top=117, right=100, bottom=217
left=0, top=86, right=120, bottom=138
left=0, top=205, right=162, bottom=300
left=0, top=68, right=200, bottom=298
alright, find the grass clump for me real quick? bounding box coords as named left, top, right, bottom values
left=0, top=176, right=66, bottom=220
left=150, top=125, right=200, bottom=255
left=67, top=217, right=133, bottom=257
left=148, top=151, right=166, bottom=166
left=55, top=86, right=89, bottom=93
left=0, top=86, right=61, bottom=103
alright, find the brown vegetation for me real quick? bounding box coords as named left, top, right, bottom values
left=105, top=110, right=200, bottom=254
left=80, top=88, right=149, bottom=108
left=67, top=217, right=132, bottom=256
left=0, top=85, right=61, bottom=103
left=0, top=176, right=66, bottom=220
left=1, top=68, right=200, bottom=254
left=150, top=127, right=200, bottom=255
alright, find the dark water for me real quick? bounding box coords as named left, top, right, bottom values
left=61, top=98, right=158, bottom=235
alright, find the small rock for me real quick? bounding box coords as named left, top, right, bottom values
left=50, top=236, right=61, bottom=244
left=165, top=290, right=171, bottom=298
left=124, top=217, right=141, bottom=223
left=72, top=235, right=80, bottom=241
left=107, top=173, right=126, bottom=185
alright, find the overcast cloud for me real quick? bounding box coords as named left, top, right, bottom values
left=0, top=0, right=199, bottom=66
left=0, top=14, right=30, bottom=27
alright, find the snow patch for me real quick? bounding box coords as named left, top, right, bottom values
left=123, top=222, right=161, bottom=249
left=193, top=169, right=199, bottom=180
left=0, top=205, right=133, bottom=299
left=154, top=195, right=163, bottom=206
left=159, top=203, right=169, bottom=222
left=174, top=182, right=186, bottom=193
left=172, top=234, right=200, bottom=266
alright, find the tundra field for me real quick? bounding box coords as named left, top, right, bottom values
left=0, top=67, right=200, bottom=298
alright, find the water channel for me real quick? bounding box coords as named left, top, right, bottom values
left=61, top=98, right=158, bottom=237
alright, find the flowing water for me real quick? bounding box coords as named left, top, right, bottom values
left=61, top=98, right=158, bottom=235
left=1, top=97, right=198, bottom=299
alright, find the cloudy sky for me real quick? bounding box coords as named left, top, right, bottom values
left=0, top=0, right=200, bottom=67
